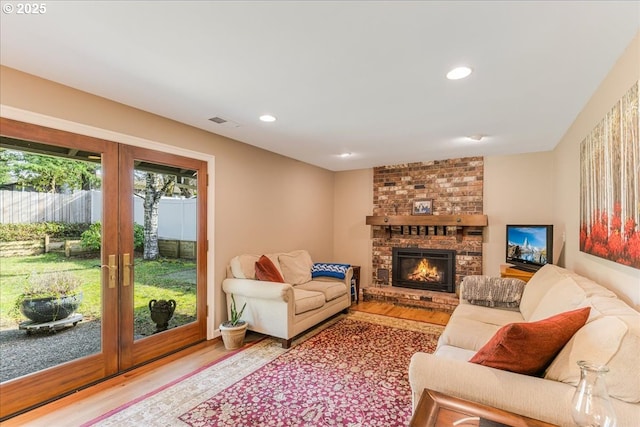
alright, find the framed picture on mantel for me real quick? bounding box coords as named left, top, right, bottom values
left=412, top=199, right=432, bottom=215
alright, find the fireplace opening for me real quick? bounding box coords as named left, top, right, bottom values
left=392, top=247, right=456, bottom=293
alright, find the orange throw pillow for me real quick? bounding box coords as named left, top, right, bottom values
left=469, top=307, right=590, bottom=376
left=255, top=255, right=285, bottom=283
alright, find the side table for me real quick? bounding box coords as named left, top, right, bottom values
left=351, top=265, right=361, bottom=303
left=409, top=388, right=555, bottom=427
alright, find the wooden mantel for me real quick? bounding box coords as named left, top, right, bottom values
left=366, top=214, right=488, bottom=239
left=366, top=214, right=487, bottom=227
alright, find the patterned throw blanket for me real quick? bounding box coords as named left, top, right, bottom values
left=311, top=263, right=351, bottom=279
left=461, top=276, right=526, bottom=308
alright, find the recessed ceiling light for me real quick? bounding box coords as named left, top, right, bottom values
left=259, top=114, right=277, bottom=122
left=446, top=66, right=473, bottom=80
left=467, top=134, right=486, bottom=141
left=339, top=152, right=352, bottom=158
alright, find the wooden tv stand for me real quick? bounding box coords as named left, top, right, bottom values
left=500, top=264, right=535, bottom=282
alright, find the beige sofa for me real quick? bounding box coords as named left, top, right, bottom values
left=222, top=250, right=353, bottom=348
left=409, top=264, right=640, bottom=426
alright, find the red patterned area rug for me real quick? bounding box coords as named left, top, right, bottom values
left=85, top=311, right=443, bottom=427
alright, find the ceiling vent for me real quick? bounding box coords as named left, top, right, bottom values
left=208, top=116, right=240, bottom=128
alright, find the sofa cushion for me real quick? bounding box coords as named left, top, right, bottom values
left=527, top=276, right=586, bottom=322
left=469, top=307, right=590, bottom=375
left=519, top=264, right=568, bottom=320
left=278, top=250, right=313, bottom=285
left=439, top=304, right=524, bottom=352
left=293, top=289, right=326, bottom=315
left=255, top=255, right=285, bottom=283
left=544, top=316, right=627, bottom=384
left=438, top=316, right=504, bottom=352
left=295, top=280, right=348, bottom=302
left=454, top=303, right=525, bottom=325
left=434, top=344, right=477, bottom=362
left=545, top=296, right=640, bottom=403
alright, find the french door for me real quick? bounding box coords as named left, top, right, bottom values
left=0, top=118, right=207, bottom=418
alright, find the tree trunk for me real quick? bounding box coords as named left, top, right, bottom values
left=142, top=173, right=174, bottom=260
left=143, top=190, right=160, bottom=260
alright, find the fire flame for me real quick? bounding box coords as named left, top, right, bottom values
left=408, top=259, right=441, bottom=282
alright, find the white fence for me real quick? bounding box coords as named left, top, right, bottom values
left=0, top=190, right=92, bottom=224
left=1, top=190, right=196, bottom=241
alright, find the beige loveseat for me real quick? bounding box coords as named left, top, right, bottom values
left=222, top=250, right=353, bottom=348
left=409, top=264, right=640, bottom=426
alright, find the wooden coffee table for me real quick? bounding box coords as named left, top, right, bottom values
left=409, top=388, right=556, bottom=427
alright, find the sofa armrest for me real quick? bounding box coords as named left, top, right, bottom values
left=409, top=352, right=576, bottom=425
left=222, top=278, right=294, bottom=302
left=459, top=275, right=525, bottom=308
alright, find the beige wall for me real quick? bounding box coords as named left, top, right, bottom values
left=0, top=66, right=337, bottom=333
left=333, top=169, right=373, bottom=288
left=552, top=32, right=640, bottom=309
left=483, top=152, right=555, bottom=277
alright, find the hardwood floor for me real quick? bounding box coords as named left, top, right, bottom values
left=1, top=302, right=449, bottom=426
left=350, top=301, right=450, bottom=326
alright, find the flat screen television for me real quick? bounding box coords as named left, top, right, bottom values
left=506, top=224, right=553, bottom=272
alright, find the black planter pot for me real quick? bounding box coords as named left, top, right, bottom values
left=149, top=299, right=176, bottom=332
left=20, top=292, right=83, bottom=323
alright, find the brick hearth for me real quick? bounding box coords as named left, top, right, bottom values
left=362, top=286, right=459, bottom=314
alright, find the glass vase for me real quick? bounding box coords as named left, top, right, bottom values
left=571, top=360, right=616, bottom=427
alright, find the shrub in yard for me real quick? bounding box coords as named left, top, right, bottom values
left=134, top=223, right=144, bottom=251
left=80, top=222, right=102, bottom=250
left=81, top=222, right=144, bottom=251
left=0, top=222, right=90, bottom=242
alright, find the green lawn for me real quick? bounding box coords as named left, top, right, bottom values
left=0, top=253, right=197, bottom=336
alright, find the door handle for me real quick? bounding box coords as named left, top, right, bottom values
left=123, top=253, right=132, bottom=287
left=100, top=254, right=118, bottom=288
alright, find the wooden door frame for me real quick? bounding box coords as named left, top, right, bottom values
left=118, top=144, right=207, bottom=369
left=0, top=118, right=120, bottom=418
left=0, top=118, right=208, bottom=418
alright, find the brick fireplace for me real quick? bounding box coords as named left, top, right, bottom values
left=364, top=158, right=484, bottom=311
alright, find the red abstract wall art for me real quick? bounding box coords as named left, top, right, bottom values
left=580, top=81, right=640, bottom=269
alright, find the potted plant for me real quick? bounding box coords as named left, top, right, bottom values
left=13, top=271, right=83, bottom=324
left=219, top=294, right=247, bottom=350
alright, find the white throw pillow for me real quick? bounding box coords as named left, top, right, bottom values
left=545, top=316, right=627, bottom=384
left=230, top=254, right=259, bottom=279
left=278, top=250, right=313, bottom=285
left=519, top=265, right=567, bottom=320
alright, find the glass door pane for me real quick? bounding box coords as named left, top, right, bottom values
left=0, top=142, right=103, bottom=381
left=131, top=164, right=198, bottom=339
left=0, top=118, right=119, bottom=418
left=118, top=145, right=206, bottom=369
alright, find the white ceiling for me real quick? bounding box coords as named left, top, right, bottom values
left=1, top=1, right=638, bottom=171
